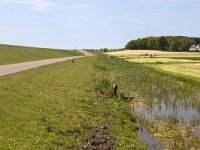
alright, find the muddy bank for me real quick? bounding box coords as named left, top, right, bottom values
left=71, top=126, right=115, bottom=150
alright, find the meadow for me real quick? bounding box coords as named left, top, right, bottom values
left=108, top=50, right=200, bottom=81
left=108, top=50, right=200, bottom=58
left=1, top=48, right=200, bottom=149
left=154, top=63, right=200, bottom=81
left=125, top=58, right=199, bottom=63
left=107, top=50, right=200, bottom=149
left=0, top=45, right=82, bottom=65
left=0, top=54, right=146, bottom=150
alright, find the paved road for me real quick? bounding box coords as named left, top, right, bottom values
left=78, top=50, right=93, bottom=56
left=0, top=50, right=93, bottom=77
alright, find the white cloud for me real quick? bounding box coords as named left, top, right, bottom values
left=138, top=0, right=200, bottom=4
left=0, top=1, right=93, bottom=11
left=65, top=3, right=92, bottom=9
left=1, top=0, right=56, bottom=11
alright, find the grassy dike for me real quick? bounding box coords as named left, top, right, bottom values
left=0, top=45, right=82, bottom=65
left=0, top=53, right=146, bottom=149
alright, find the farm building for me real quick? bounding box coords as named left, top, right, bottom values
left=189, top=44, right=200, bottom=52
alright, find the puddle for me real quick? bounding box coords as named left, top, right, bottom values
left=133, top=100, right=200, bottom=149
left=194, top=127, right=200, bottom=138
left=135, top=101, right=200, bottom=124
left=147, top=102, right=200, bottom=124
left=132, top=82, right=200, bottom=149
left=137, top=127, right=164, bottom=150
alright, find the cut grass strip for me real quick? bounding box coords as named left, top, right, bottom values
left=153, top=63, right=200, bottom=81
left=125, top=58, right=199, bottom=64
left=107, top=50, right=200, bottom=58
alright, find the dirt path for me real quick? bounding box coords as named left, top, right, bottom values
left=0, top=50, right=93, bottom=77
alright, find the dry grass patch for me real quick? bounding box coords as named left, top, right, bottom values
left=125, top=58, right=198, bottom=64
left=107, top=50, right=200, bottom=58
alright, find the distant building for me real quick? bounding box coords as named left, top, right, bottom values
left=196, top=44, right=200, bottom=51
left=189, top=45, right=196, bottom=51
left=189, top=44, right=200, bottom=52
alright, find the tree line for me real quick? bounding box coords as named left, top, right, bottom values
left=125, top=36, right=200, bottom=51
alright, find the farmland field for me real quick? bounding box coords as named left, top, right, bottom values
left=1, top=50, right=200, bottom=149
left=0, top=45, right=82, bottom=65
left=154, top=63, right=200, bottom=80
left=107, top=50, right=200, bottom=149
left=0, top=54, right=146, bottom=150
left=125, top=58, right=200, bottom=64
left=108, top=50, right=200, bottom=58
left=108, top=50, right=200, bottom=80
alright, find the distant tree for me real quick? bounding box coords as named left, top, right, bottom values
left=125, top=40, right=137, bottom=49
left=159, top=36, right=168, bottom=50
left=125, top=36, right=200, bottom=51
left=170, top=39, right=181, bottom=51
left=103, top=48, right=108, bottom=52
left=147, top=38, right=156, bottom=49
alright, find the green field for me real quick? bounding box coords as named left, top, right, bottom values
left=0, top=54, right=146, bottom=150
left=108, top=50, right=200, bottom=80
left=0, top=45, right=82, bottom=65
left=125, top=58, right=200, bottom=64
left=1, top=49, right=200, bottom=149
left=154, top=63, right=200, bottom=80
left=107, top=50, right=200, bottom=149
left=107, top=50, right=200, bottom=58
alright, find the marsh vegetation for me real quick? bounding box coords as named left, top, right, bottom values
left=107, top=50, right=200, bottom=149
left=0, top=54, right=146, bottom=150
left=1, top=48, right=200, bottom=149
left=108, top=50, right=200, bottom=80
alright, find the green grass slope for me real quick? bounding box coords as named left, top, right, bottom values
left=0, top=45, right=82, bottom=65
left=0, top=54, right=146, bottom=150
left=2, top=52, right=200, bottom=149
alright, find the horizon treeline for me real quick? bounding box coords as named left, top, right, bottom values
left=125, top=36, right=200, bottom=51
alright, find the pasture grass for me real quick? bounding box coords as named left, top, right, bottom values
left=1, top=50, right=200, bottom=149
left=107, top=50, right=200, bottom=58
left=153, top=63, right=200, bottom=81
left=108, top=50, right=200, bottom=81
left=0, top=45, right=82, bottom=65
left=125, top=58, right=199, bottom=64
left=106, top=50, right=200, bottom=149
left=0, top=54, right=146, bottom=150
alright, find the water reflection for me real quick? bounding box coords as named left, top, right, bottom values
left=134, top=81, right=200, bottom=149
left=135, top=101, right=200, bottom=124
left=146, top=101, right=200, bottom=124
left=137, top=127, right=164, bottom=150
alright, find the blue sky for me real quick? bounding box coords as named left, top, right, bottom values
left=0, top=0, right=200, bottom=49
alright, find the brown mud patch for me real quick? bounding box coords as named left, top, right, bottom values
left=71, top=125, right=115, bottom=150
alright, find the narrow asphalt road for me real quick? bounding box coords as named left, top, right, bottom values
left=0, top=50, right=93, bottom=77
